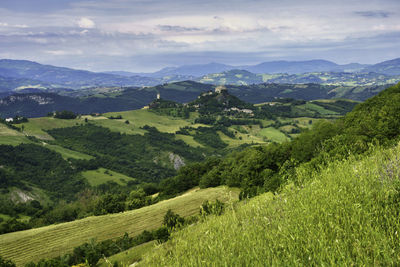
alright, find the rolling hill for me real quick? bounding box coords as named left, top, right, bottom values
left=362, top=57, right=400, bottom=75
left=0, top=80, right=388, bottom=118
left=0, top=186, right=239, bottom=266
left=0, top=59, right=160, bottom=89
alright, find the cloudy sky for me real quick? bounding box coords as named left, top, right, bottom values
left=0, top=0, right=399, bottom=72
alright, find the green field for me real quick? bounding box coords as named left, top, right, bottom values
left=0, top=135, right=31, bottom=145
left=103, top=109, right=197, bottom=133
left=140, top=143, right=400, bottom=266
left=44, top=143, right=93, bottom=160
left=0, top=186, right=239, bottom=266
left=15, top=117, right=86, bottom=140
left=258, top=127, right=289, bottom=143
left=0, top=124, right=31, bottom=145
left=98, top=241, right=156, bottom=267
left=82, top=168, right=136, bottom=186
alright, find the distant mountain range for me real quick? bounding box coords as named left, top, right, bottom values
left=197, top=69, right=400, bottom=86
left=0, top=58, right=399, bottom=92
left=104, top=60, right=371, bottom=77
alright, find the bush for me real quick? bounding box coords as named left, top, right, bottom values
left=54, top=110, right=77, bottom=119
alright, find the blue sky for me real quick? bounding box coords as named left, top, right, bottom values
left=0, top=0, right=399, bottom=72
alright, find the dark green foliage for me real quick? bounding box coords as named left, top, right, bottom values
left=0, top=256, right=16, bottom=267
left=312, top=100, right=358, bottom=114
left=189, top=91, right=254, bottom=115
left=200, top=200, right=224, bottom=216
left=163, top=209, right=185, bottom=230
left=0, top=218, right=31, bottom=234
left=153, top=227, right=170, bottom=243
left=160, top=158, right=221, bottom=197
left=0, top=144, right=86, bottom=199
left=193, top=127, right=227, bottom=149
left=290, top=120, right=340, bottom=162
left=343, top=83, right=400, bottom=142
left=54, top=110, right=77, bottom=119
left=47, top=124, right=204, bottom=182
left=94, top=194, right=125, bottom=215
left=108, top=115, right=122, bottom=119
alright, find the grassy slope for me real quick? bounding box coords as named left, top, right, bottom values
left=0, top=123, right=93, bottom=159
left=0, top=123, right=31, bottom=145
left=141, top=143, right=400, bottom=266
left=0, top=186, right=239, bottom=266
left=98, top=241, right=156, bottom=267
left=259, top=127, right=289, bottom=142
left=82, top=167, right=136, bottom=186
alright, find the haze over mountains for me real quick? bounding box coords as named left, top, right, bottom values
left=0, top=58, right=399, bottom=93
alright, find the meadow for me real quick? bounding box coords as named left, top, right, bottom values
left=0, top=186, right=239, bottom=266
left=140, top=143, right=400, bottom=266
left=81, top=168, right=136, bottom=186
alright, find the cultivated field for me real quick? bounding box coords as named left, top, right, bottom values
left=0, top=186, right=239, bottom=266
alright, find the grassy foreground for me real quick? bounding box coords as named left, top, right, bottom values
left=141, top=143, right=400, bottom=266
left=0, top=186, right=239, bottom=266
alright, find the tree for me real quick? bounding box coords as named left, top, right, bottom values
left=163, top=209, right=184, bottom=229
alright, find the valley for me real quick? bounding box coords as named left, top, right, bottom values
left=1, top=0, right=400, bottom=265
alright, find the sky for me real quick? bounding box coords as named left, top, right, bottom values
left=0, top=0, right=399, bottom=72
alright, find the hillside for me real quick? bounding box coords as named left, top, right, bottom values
left=141, top=143, right=400, bottom=266
left=0, top=186, right=239, bottom=266
left=137, top=82, right=400, bottom=265
left=363, top=58, right=400, bottom=75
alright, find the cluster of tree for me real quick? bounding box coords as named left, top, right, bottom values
left=0, top=144, right=86, bottom=200
left=194, top=127, right=228, bottom=149
left=108, top=115, right=123, bottom=119
left=53, top=110, right=77, bottom=119
left=188, top=91, right=254, bottom=115
left=47, top=124, right=205, bottom=182
left=148, top=99, right=191, bottom=118
left=194, top=115, right=261, bottom=127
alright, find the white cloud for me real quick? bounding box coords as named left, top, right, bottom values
left=15, top=24, right=29, bottom=28
left=77, top=17, right=95, bottom=29
left=45, top=49, right=83, bottom=56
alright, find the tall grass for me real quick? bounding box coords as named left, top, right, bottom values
left=141, top=143, right=400, bottom=266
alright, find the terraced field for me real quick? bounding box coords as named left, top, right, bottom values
left=0, top=186, right=239, bottom=266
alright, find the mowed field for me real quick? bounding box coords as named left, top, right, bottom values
left=0, top=186, right=239, bottom=266
left=82, top=168, right=136, bottom=186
